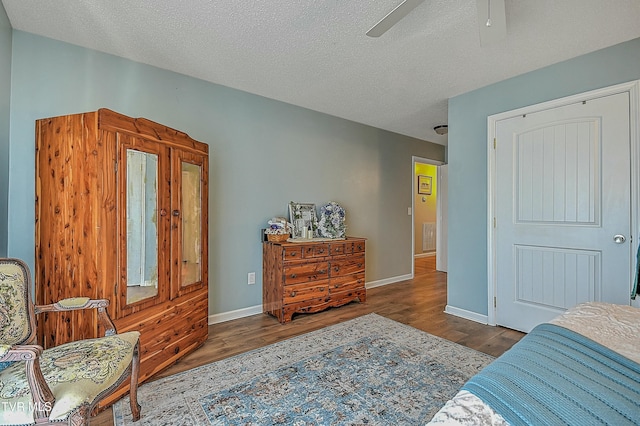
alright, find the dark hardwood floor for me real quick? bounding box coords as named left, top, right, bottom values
left=94, top=255, right=524, bottom=425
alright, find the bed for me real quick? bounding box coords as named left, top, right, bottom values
left=428, top=302, right=640, bottom=425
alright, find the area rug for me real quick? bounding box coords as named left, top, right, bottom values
left=113, top=313, right=494, bottom=425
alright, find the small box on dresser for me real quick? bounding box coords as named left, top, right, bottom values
left=263, top=237, right=366, bottom=323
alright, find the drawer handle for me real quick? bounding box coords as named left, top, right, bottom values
left=318, top=269, right=326, bottom=274
left=318, top=249, right=325, bottom=253
left=290, top=252, right=297, bottom=257
left=290, top=291, right=297, bottom=297
left=358, top=263, right=363, bottom=268
left=319, top=287, right=325, bottom=291
left=291, top=274, right=297, bottom=279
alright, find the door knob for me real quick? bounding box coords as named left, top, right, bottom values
left=613, top=234, right=626, bottom=244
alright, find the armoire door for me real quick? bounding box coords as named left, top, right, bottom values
left=171, top=149, right=208, bottom=298
left=116, top=133, right=171, bottom=316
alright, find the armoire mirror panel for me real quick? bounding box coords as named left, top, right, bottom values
left=126, top=149, right=160, bottom=304
left=181, top=161, right=202, bottom=287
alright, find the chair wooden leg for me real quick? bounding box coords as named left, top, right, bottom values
left=67, top=405, right=91, bottom=426
left=129, top=341, right=141, bottom=422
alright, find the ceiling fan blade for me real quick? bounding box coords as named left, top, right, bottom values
left=477, top=0, right=506, bottom=46
left=366, top=0, right=426, bottom=38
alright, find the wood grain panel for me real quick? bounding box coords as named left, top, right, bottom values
left=329, top=242, right=345, bottom=256
left=98, top=109, right=208, bottom=154
left=35, top=111, right=117, bottom=347
left=283, top=246, right=303, bottom=260
left=284, top=262, right=329, bottom=284
left=283, top=280, right=329, bottom=304
left=304, top=245, right=329, bottom=258
left=330, top=255, right=365, bottom=277
left=353, top=240, right=365, bottom=253
left=262, top=242, right=284, bottom=319
left=330, top=273, right=365, bottom=294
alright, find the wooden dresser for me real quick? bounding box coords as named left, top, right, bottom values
left=263, top=237, right=366, bottom=323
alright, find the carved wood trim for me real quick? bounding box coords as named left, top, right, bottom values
left=35, top=299, right=117, bottom=336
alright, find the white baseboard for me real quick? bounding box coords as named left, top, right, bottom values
left=444, top=305, right=489, bottom=325
left=208, top=274, right=415, bottom=324
left=208, top=304, right=263, bottom=325
left=366, top=274, right=413, bottom=289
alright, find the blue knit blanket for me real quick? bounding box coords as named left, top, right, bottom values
left=462, top=323, right=640, bottom=426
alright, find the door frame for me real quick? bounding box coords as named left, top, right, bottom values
left=487, top=80, right=640, bottom=326
left=411, top=156, right=444, bottom=277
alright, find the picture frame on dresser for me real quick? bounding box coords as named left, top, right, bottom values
left=288, top=202, right=317, bottom=238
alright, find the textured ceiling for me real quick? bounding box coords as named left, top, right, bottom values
left=3, top=0, right=640, bottom=145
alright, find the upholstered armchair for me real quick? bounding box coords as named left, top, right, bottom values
left=0, top=258, right=141, bottom=425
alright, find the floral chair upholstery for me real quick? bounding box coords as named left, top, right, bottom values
left=0, top=258, right=141, bottom=425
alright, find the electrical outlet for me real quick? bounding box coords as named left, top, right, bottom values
left=248, top=272, right=256, bottom=285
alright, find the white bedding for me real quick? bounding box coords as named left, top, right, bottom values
left=428, top=302, right=640, bottom=425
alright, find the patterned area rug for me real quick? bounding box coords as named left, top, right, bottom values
left=113, top=313, right=494, bottom=425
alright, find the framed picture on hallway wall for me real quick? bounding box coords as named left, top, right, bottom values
left=418, top=175, right=432, bottom=195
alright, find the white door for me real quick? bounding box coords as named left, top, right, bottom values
left=495, top=92, right=631, bottom=332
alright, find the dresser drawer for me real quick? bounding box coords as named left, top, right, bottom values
left=284, top=262, right=329, bottom=284
left=330, top=256, right=365, bottom=277
left=304, top=244, right=329, bottom=258
left=330, top=273, right=365, bottom=294
left=352, top=240, right=365, bottom=253
left=329, top=242, right=346, bottom=256
left=283, top=246, right=303, bottom=261
left=284, top=280, right=329, bottom=304
left=343, top=240, right=365, bottom=254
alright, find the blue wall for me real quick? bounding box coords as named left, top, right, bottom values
left=7, top=31, right=444, bottom=315
left=0, top=5, right=11, bottom=257
left=447, top=37, right=640, bottom=317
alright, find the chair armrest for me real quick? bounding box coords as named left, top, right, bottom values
left=1, top=345, right=55, bottom=420
left=1, top=344, right=43, bottom=361
left=35, top=298, right=117, bottom=336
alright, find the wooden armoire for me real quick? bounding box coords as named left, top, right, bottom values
left=35, top=109, right=209, bottom=405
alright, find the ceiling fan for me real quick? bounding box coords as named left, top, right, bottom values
left=366, top=0, right=506, bottom=45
